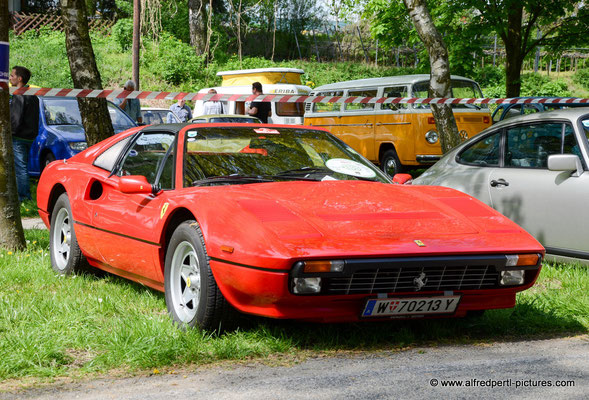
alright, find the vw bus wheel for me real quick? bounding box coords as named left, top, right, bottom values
left=381, top=149, right=404, bottom=178
left=49, top=193, right=87, bottom=275
left=164, top=221, right=235, bottom=331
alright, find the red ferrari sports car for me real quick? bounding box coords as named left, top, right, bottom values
left=37, top=123, right=544, bottom=330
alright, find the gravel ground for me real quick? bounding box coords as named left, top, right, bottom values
left=2, top=335, right=587, bottom=400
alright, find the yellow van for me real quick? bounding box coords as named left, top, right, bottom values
left=304, top=75, right=491, bottom=176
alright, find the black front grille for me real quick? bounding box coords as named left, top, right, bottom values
left=324, top=264, right=499, bottom=295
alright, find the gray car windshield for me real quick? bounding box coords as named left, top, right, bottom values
left=184, top=127, right=390, bottom=186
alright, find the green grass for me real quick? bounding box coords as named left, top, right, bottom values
left=1, top=229, right=588, bottom=383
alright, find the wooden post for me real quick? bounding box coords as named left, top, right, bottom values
left=493, top=34, right=497, bottom=67
left=312, top=29, right=321, bottom=62
left=293, top=29, right=302, bottom=61
left=356, top=26, right=369, bottom=63
left=133, top=0, right=140, bottom=89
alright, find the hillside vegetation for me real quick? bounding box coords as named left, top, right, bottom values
left=9, top=29, right=589, bottom=105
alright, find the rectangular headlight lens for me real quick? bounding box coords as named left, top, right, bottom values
left=500, top=270, right=525, bottom=286
left=292, top=277, right=322, bottom=294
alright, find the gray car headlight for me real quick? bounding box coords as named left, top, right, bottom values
left=69, top=142, right=88, bottom=151
left=425, top=130, right=439, bottom=144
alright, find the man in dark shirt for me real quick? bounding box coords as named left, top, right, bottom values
left=247, top=81, right=272, bottom=123
left=9, top=66, right=39, bottom=201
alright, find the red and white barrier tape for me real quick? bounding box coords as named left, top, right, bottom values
left=2, top=84, right=589, bottom=105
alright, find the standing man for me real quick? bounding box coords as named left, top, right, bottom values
left=168, top=98, right=192, bottom=122
left=9, top=66, right=39, bottom=202
left=202, top=89, right=224, bottom=115
left=246, top=82, right=272, bottom=123
left=115, top=80, right=143, bottom=124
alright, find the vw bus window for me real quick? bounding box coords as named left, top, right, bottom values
left=344, top=89, right=377, bottom=112
left=312, top=90, right=343, bottom=112
left=382, top=86, right=409, bottom=111
left=412, top=80, right=486, bottom=109
left=276, top=102, right=305, bottom=117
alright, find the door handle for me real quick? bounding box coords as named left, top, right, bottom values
left=490, top=179, right=509, bottom=187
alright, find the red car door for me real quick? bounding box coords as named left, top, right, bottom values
left=90, top=131, right=177, bottom=285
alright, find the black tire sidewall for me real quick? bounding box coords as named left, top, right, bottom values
left=49, top=193, right=79, bottom=275
left=382, top=149, right=402, bottom=177
left=164, top=221, right=210, bottom=329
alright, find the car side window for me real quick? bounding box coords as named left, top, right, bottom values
left=118, top=132, right=176, bottom=189
left=503, top=105, right=522, bottom=120
left=312, top=90, right=343, bottom=113
left=457, top=131, right=500, bottom=166
left=93, top=135, right=134, bottom=172
left=505, top=123, right=563, bottom=169
left=344, top=89, right=377, bottom=112
left=381, top=86, right=408, bottom=111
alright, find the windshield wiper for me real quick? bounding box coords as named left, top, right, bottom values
left=276, top=166, right=378, bottom=182
left=192, top=174, right=275, bottom=187
left=274, top=166, right=332, bottom=178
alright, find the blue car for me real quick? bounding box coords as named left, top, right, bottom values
left=492, top=97, right=589, bottom=123
left=28, top=97, right=137, bottom=176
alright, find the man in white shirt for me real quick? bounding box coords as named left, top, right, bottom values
left=203, top=89, right=224, bottom=115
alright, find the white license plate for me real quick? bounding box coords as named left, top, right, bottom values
left=362, top=296, right=461, bottom=317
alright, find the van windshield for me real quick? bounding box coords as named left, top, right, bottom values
left=412, top=80, right=487, bottom=109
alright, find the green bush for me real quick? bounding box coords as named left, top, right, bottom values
left=573, top=68, right=589, bottom=89
left=521, top=73, right=572, bottom=97
left=143, top=34, right=206, bottom=88
left=112, top=18, right=133, bottom=51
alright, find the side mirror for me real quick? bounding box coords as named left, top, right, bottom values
left=548, top=154, right=583, bottom=177
left=119, top=175, right=157, bottom=194
left=392, top=173, right=413, bottom=184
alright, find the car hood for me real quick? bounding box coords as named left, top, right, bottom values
left=46, top=125, right=86, bottom=142
left=184, top=181, right=543, bottom=265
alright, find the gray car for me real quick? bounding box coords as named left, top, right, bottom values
left=412, top=108, right=589, bottom=264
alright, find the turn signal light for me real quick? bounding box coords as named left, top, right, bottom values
left=483, top=116, right=490, bottom=124
left=506, top=254, right=540, bottom=267
left=303, top=260, right=345, bottom=273
left=427, top=117, right=436, bottom=124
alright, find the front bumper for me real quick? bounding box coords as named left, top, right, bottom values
left=210, top=254, right=541, bottom=322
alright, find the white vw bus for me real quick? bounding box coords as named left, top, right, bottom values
left=194, top=68, right=312, bottom=125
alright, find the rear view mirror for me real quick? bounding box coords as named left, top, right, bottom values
left=119, top=175, right=157, bottom=194
left=392, top=173, right=413, bottom=184
left=548, top=154, right=583, bottom=177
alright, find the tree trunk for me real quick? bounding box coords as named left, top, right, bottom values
left=403, top=0, right=460, bottom=153
left=0, top=1, right=26, bottom=250
left=61, top=0, right=114, bottom=146
left=503, top=8, right=524, bottom=98
left=188, top=0, right=207, bottom=55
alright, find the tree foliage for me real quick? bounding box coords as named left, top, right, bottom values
left=364, top=0, right=589, bottom=97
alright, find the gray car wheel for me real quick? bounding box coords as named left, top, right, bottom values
left=49, top=193, right=87, bottom=275
left=164, top=220, right=236, bottom=331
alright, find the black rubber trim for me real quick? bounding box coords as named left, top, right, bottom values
left=209, top=256, right=289, bottom=273
left=545, top=247, right=589, bottom=260
left=74, top=220, right=161, bottom=247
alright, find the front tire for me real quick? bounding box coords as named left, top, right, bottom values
left=164, top=221, right=235, bottom=331
left=49, top=193, right=87, bottom=275
left=381, top=149, right=404, bottom=178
